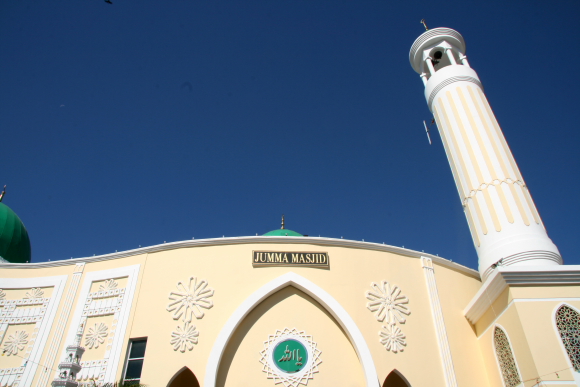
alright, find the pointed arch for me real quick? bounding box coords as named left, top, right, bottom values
left=554, top=303, right=580, bottom=372
left=166, top=366, right=200, bottom=387
left=204, top=272, right=378, bottom=387
left=492, top=325, right=522, bottom=387
left=383, top=369, right=411, bottom=387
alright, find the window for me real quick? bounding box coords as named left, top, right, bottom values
left=555, top=304, right=580, bottom=371
left=123, top=338, right=147, bottom=385
left=493, top=327, right=521, bottom=387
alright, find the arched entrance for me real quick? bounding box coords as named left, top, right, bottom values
left=204, top=272, right=378, bottom=387
left=216, top=286, right=365, bottom=386
left=167, top=367, right=200, bottom=387
left=383, top=369, right=411, bottom=387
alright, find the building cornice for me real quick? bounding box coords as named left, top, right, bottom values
left=463, top=265, right=580, bottom=324
left=0, top=236, right=479, bottom=278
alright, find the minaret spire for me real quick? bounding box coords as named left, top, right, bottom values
left=409, top=28, right=562, bottom=279
left=281, top=214, right=285, bottom=230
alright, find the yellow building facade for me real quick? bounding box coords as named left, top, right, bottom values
left=1, top=27, right=580, bottom=387
left=1, top=237, right=579, bottom=387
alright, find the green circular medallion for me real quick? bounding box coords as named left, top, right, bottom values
left=273, top=339, right=308, bottom=374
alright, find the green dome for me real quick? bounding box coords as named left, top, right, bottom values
left=0, top=203, right=31, bottom=263
left=263, top=229, right=303, bottom=237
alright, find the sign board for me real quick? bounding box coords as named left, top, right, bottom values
left=253, top=251, right=329, bottom=268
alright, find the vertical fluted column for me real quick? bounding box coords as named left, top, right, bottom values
left=421, top=257, right=458, bottom=387
left=38, top=263, right=85, bottom=387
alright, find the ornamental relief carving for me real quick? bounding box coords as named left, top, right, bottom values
left=366, top=280, right=410, bottom=353
left=170, top=322, right=199, bottom=352
left=259, top=328, right=322, bottom=387
left=67, top=277, right=125, bottom=383
left=166, top=276, right=214, bottom=352
left=24, top=288, right=44, bottom=299
left=64, top=269, right=137, bottom=386
left=98, top=279, right=118, bottom=291
left=2, top=330, right=28, bottom=356
left=380, top=325, right=406, bottom=353
left=85, top=322, right=109, bottom=349
left=0, top=285, right=51, bottom=381
left=366, top=281, right=410, bottom=324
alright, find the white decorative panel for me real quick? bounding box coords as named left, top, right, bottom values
left=59, top=265, right=140, bottom=384
left=0, top=275, right=68, bottom=387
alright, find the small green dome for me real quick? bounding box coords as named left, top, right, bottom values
left=263, top=229, right=303, bottom=237
left=0, top=203, right=31, bottom=263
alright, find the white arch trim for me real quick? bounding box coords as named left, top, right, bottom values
left=204, top=272, right=379, bottom=387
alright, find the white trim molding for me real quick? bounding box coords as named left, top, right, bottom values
left=203, top=272, right=379, bottom=387
left=476, top=298, right=580, bottom=340
left=0, top=274, right=68, bottom=387
left=60, top=264, right=140, bottom=384
left=0, top=236, right=479, bottom=279
left=421, top=257, right=458, bottom=387
left=464, top=265, right=580, bottom=325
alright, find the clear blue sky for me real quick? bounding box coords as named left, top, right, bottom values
left=1, top=0, right=579, bottom=270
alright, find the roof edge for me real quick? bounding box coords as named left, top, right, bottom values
left=0, top=236, right=479, bottom=279
left=464, top=265, right=580, bottom=325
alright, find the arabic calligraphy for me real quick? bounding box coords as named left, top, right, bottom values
left=273, top=338, right=309, bottom=374
left=278, top=345, right=303, bottom=366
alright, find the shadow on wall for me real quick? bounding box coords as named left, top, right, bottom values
left=167, top=366, right=200, bottom=387
left=383, top=369, right=411, bottom=387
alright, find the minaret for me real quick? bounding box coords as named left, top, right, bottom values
left=52, top=323, right=85, bottom=387
left=409, top=27, right=562, bottom=280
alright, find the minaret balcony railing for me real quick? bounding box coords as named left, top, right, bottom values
left=51, top=378, right=79, bottom=387
left=410, top=26, right=562, bottom=278
left=58, top=362, right=82, bottom=373
left=423, top=64, right=482, bottom=111
left=65, top=345, right=85, bottom=353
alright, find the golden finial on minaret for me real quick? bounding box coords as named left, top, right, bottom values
left=281, top=215, right=285, bottom=229
left=420, top=19, right=429, bottom=31
left=0, top=185, right=6, bottom=203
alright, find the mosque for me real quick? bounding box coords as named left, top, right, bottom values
left=1, top=27, right=579, bottom=387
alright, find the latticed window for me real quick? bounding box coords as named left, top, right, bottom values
left=556, top=305, right=580, bottom=371
left=494, top=327, right=522, bottom=387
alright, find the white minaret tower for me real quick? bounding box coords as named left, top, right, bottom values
left=409, top=27, right=562, bottom=280
left=52, top=323, right=85, bottom=387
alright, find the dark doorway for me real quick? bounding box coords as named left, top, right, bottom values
left=383, top=369, right=411, bottom=387
left=167, top=367, right=200, bottom=387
